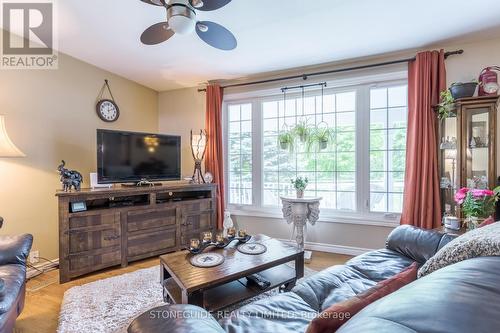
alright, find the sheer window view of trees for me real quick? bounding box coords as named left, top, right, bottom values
left=227, top=83, right=407, bottom=215
left=369, top=86, right=407, bottom=213
left=262, top=92, right=356, bottom=210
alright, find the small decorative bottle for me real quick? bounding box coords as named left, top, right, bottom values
left=223, top=211, right=234, bottom=237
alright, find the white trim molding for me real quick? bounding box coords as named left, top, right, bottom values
left=230, top=208, right=400, bottom=228
left=277, top=238, right=373, bottom=256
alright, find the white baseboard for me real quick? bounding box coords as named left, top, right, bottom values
left=277, top=239, right=373, bottom=256
left=27, top=258, right=59, bottom=279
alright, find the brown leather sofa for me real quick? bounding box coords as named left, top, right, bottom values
left=0, top=234, right=33, bottom=333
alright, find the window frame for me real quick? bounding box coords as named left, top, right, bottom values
left=223, top=75, right=407, bottom=227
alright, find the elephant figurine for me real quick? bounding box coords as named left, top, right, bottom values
left=57, top=160, right=83, bottom=192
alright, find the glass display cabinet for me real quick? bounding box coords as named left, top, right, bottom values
left=439, top=96, right=499, bottom=217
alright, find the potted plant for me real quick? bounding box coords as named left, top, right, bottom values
left=278, top=131, right=295, bottom=153
left=449, top=80, right=478, bottom=99
left=437, top=89, right=455, bottom=120
left=291, top=176, right=309, bottom=198
left=454, top=187, right=498, bottom=230
left=293, top=119, right=312, bottom=143
left=307, top=126, right=335, bottom=152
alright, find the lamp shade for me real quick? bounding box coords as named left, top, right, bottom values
left=0, top=115, right=25, bottom=157
left=190, top=129, right=207, bottom=161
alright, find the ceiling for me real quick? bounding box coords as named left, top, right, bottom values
left=56, top=0, right=500, bottom=91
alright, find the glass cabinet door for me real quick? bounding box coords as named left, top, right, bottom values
left=463, top=107, right=490, bottom=189
left=439, top=116, right=458, bottom=215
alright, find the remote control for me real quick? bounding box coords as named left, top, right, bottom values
left=246, top=273, right=271, bottom=290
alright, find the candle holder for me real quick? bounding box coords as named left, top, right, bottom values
left=188, top=231, right=251, bottom=254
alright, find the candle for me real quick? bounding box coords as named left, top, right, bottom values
left=190, top=239, right=200, bottom=250
left=202, top=231, right=212, bottom=242
left=227, top=227, right=236, bottom=237
left=216, top=233, right=225, bottom=244
left=238, top=229, right=247, bottom=238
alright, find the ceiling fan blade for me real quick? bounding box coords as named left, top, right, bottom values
left=141, top=22, right=175, bottom=45
left=190, top=0, right=231, bottom=11
left=196, top=21, right=237, bottom=50
left=140, top=0, right=165, bottom=6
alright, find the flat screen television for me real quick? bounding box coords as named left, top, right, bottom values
left=97, top=129, right=181, bottom=184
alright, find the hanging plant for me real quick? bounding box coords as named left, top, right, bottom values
left=305, top=124, right=335, bottom=154
left=293, top=118, right=312, bottom=143
left=308, top=125, right=335, bottom=152
left=278, top=130, right=295, bottom=153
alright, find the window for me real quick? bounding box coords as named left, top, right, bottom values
left=228, top=103, right=252, bottom=205
left=262, top=91, right=356, bottom=210
left=369, top=86, right=408, bottom=213
left=225, top=79, right=408, bottom=220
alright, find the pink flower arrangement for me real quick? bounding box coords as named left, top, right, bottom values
left=454, top=187, right=469, bottom=204
left=455, top=187, right=499, bottom=218
left=471, top=189, right=495, bottom=197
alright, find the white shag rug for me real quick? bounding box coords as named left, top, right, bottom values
left=57, top=264, right=316, bottom=333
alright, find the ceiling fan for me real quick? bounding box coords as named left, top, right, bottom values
left=140, top=0, right=237, bottom=50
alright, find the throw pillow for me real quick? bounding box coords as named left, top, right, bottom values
left=418, top=221, right=500, bottom=278
left=479, top=216, right=495, bottom=228
left=306, top=262, right=418, bottom=333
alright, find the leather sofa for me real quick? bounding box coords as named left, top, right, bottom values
left=128, top=225, right=499, bottom=333
left=0, top=234, right=33, bottom=333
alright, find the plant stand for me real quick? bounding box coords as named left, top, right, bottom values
left=280, top=197, right=322, bottom=263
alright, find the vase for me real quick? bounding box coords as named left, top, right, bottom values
left=296, top=190, right=304, bottom=199
left=465, top=216, right=484, bottom=231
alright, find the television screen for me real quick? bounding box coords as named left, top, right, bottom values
left=97, top=129, right=181, bottom=183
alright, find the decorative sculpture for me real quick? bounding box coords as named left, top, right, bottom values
left=281, top=196, right=322, bottom=262
left=57, top=160, right=83, bottom=192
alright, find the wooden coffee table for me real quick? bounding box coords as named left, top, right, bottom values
left=160, top=234, right=304, bottom=312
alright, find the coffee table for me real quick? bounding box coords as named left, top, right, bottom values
left=160, top=234, right=304, bottom=312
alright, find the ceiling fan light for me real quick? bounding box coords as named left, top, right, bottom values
left=169, top=15, right=195, bottom=34
left=167, top=4, right=196, bottom=34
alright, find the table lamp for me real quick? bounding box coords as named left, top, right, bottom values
left=190, top=129, right=207, bottom=184
left=0, top=115, right=26, bottom=228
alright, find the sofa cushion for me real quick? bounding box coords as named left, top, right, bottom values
left=418, top=221, right=500, bottom=278
left=0, top=264, right=26, bottom=315
left=219, top=292, right=316, bottom=333
left=306, top=262, right=418, bottom=333
left=386, top=225, right=445, bottom=264
left=0, top=234, right=33, bottom=266
left=292, top=249, right=414, bottom=312
left=337, top=257, right=500, bottom=333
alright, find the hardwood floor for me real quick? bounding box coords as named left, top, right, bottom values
left=15, top=251, right=352, bottom=333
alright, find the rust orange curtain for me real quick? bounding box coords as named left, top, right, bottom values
left=205, top=84, right=225, bottom=229
left=401, top=50, right=446, bottom=229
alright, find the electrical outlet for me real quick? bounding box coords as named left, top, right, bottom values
left=29, top=250, right=39, bottom=264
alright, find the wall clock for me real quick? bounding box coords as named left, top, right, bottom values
left=96, top=99, right=120, bottom=122
left=96, top=79, right=120, bottom=122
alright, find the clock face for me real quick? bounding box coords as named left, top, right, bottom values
left=96, top=99, right=120, bottom=122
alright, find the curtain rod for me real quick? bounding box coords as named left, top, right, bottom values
left=198, top=49, right=463, bottom=92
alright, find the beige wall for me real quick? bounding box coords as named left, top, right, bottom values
left=157, top=36, right=500, bottom=252
left=0, top=52, right=158, bottom=260
left=158, top=87, right=206, bottom=178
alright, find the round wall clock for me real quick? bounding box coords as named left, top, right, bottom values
left=96, top=99, right=120, bottom=122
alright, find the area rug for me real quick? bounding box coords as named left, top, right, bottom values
left=57, top=264, right=317, bottom=333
